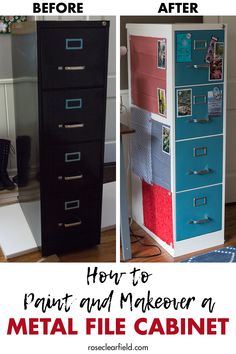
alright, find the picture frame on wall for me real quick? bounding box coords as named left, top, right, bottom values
left=0, top=16, right=27, bottom=34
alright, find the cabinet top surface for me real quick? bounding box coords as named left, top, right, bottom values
left=12, top=20, right=110, bottom=34
left=126, top=23, right=225, bottom=32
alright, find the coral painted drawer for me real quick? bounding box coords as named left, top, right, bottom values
left=175, top=30, right=224, bottom=86
left=176, top=135, right=223, bottom=192
left=176, top=184, right=222, bottom=241
left=176, top=84, right=223, bottom=140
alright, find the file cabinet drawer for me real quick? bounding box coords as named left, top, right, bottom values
left=176, top=184, right=222, bottom=241
left=39, top=24, right=109, bottom=89
left=175, top=29, right=224, bottom=86
left=46, top=188, right=101, bottom=233
left=176, top=84, right=223, bottom=140
left=176, top=135, right=223, bottom=192
left=42, top=88, right=105, bottom=143
left=42, top=189, right=101, bottom=255
left=45, top=142, right=102, bottom=193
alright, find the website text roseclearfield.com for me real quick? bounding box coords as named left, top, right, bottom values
left=88, top=343, right=148, bottom=351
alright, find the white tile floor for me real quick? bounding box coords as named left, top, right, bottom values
left=0, top=203, right=38, bottom=259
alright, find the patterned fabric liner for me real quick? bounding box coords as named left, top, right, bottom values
left=130, top=106, right=152, bottom=184
left=151, top=120, right=171, bottom=191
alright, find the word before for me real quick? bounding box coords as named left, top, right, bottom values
left=33, top=3, right=83, bottom=13
left=158, top=2, right=198, bottom=13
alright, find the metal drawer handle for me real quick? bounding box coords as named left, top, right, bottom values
left=58, top=123, right=84, bottom=129
left=188, top=168, right=212, bottom=175
left=187, top=64, right=209, bottom=69
left=188, top=216, right=211, bottom=225
left=58, top=174, right=83, bottom=181
left=58, top=220, right=82, bottom=228
left=65, top=66, right=85, bottom=71
left=188, top=118, right=211, bottom=124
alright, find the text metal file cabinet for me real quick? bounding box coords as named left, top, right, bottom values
left=12, top=21, right=109, bottom=256
left=127, top=24, right=226, bottom=257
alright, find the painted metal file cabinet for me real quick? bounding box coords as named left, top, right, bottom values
left=12, top=21, right=109, bottom=256
left=127, top=24, right=226, bottom=257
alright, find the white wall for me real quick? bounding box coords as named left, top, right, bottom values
left=0, top=80, right=17, bottom=174
left=0, top=16, right=116, bottom=178
left=0, top=34, right=13, bottom=79
left=204, top=16, right=236, bottom=203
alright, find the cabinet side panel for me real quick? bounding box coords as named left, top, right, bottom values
left=11, top=22, right=41, bottom=247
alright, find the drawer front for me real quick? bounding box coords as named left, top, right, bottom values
left=40, top=27, right=108, bottom=89
left=176, top=136, right=223, bottom=192
left=175, top=29, right=224, bottom=86
left=44, top=142, right=103, bottom=193
left=176, top=184, right=222, bottom=241
left=47, top=189, right=102, bottom=233
left=42, top=88, right=105, bottom=143
left=41, top=189, right=102, bottom=255
left=176, top=84, right=223, bottom=140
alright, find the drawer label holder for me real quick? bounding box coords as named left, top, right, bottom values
left=65, top=38, right=83, bottom=50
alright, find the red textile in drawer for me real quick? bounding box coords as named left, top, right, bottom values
left=142, top=181, right=173, bottom=246
left=130, top=35, right=167, bottom=115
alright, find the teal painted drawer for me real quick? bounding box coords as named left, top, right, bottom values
left=176, top=135, right=223, bottom=192
left=175, top=29, right=224, bottom=86
left=176, top=184, right=222, bottom=241
left=176, top=84, right=223, bottom=140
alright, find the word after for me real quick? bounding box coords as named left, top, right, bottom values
left=158, top=2, right=198, bottom=13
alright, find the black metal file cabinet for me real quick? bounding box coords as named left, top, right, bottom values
left=12, top=21, right=109, bottom=256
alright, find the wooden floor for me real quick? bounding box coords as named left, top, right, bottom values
left=0, top=228, right=116, bottom=263
left=124, top=204, right=236, bottom=262
left=1, top=204, right=236, bottom=263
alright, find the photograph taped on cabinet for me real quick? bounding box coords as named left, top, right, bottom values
left=0, top=16, right=116, bottom=263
